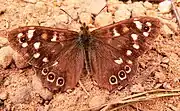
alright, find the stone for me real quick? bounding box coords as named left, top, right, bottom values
left=144, top=1, right=153, bottom=9
left=12, top=51, right=29, bottom=68
left=130, top=83, right=144, bottom=93
left=0, top=46, right=14, bottom=68
left=32, top=75, right=53, bottom=100
left=89, top=95, right=106, bottom=108
left=0, top=91, right=8, bottom=100
left=161, top=57, right=170, bottom=64
left=114, top=9, right=131, bottom=22
left=0, top=37, right=8, bottom=47
left=79, top=12, right=93, bottom=25
left=131, top=2, right=146, bottom=17
left=94, top=12, right=113, bottom=27
left=155, top=72, right=166, bottom=82
left=87, top=0, right=106, bottom=14
left=9, top=86, right=32, bottom=104
left=158, top=0, right=172, bottom=13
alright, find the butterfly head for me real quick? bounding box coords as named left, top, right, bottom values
left=79, top=23, right=90, bottom=34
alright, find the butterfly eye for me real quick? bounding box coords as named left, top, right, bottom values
left=124, top=65, right=131, bottom=73
left=56, top=77, right=65, bottom=87
left=42, top=68, right=49, bottom=75
left=109, top=75, right=118, bottom=85
left=118, top=70, right=126, bottom=80
left=47, top=72, right=55, bottom=82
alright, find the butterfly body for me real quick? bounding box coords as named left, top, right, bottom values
left=8, top=17, right=161, bottom=92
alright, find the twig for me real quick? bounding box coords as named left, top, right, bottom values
left=171, top=0, right=180, bottom=28
left=84, top=89, right=180, bottom=111
left=79, top=80, right=90, bottom=96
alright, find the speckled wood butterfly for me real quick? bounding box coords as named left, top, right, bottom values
left=8, top=17, right=161, bottom=92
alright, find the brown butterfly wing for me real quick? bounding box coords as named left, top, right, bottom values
left=90, top=17, right=161, bottom=91
left=8, top=26, right=84, bottom=92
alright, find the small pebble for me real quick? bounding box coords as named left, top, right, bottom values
left=94, top=12, right=113, bottom=27
left=0, top=37, right=8, bottom=46
left=0, top=46, right=14, bottom=68
left=79, top=12, right=93, bottom=25
left=35, top=1, right=48, bottom=14
left=161, top=57, right=170, bottom=64
left=155, top=72, right=166, bottom=82
left=9, top=86, right=32, bottom=104
left=163, top=82, right=172, bottom=89
left=54, top=14, right=69, bottom=24
left=154, top=83, right=163, bottom=89
left=130, top=83, right=144, bottom=93
left=32, top=75, right=53, bottom=100
left=144, top=1, right=153, bottom=9
left=131, top=2, right=146, bottom=17
left=114, top=9, right=131, bottom=22
left=158, top=0, right=172, bottom=13
left=89, top=96, right=106, bottom=108
left=146, top=10, right=158, bottom=17
left=161, top=25, right=174, bottom=36
left=87, top=0, right=106, bottom=14
left=12, top=51, right=29, bottom=68
left=0, top=91, right=8, bottom=100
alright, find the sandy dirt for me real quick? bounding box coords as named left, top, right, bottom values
left=0, top=0, right=180, bottom=111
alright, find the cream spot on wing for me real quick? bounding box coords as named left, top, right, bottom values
left=146, top=22, right=152, bottom=27
left=131, top=34, right=138, bottom=40
left=22, top=42, right=28, bottom=48
left=126, top=60, right=133, bottom=64
left=143, top=32, right=149, bottom=37
left=33, top=42, right=41, bottom=49
left=114, top=57, right=123, bottom=64
left=27, top=30, right=35, bottom=39
left=133, top=44, right=140, bottom=49
left=33, top=53, right=40, bottom=58
left=17, top=33, right=23, bottom=38
left=126, top=50, right=132, bottom=56
left=133, top=21, right=142, bottom=30
left=113, top=28, right=120, bottom=37
left=51, top=33, right=57, bottom=41
left=42, top=57, right=49, bottom=62
left=52, top=61, right=58, bottom=66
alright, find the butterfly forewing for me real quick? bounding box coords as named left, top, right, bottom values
left=90, top=17, right=161, bottom=91
left=8, top=26, right=79, bottom=66
left=8, top=26, right=85, bottom=92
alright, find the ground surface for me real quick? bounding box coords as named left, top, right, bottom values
left=0, top=0, right=180, bottom=111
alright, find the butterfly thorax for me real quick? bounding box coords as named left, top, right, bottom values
left=78, top=23, right=93, bottom=49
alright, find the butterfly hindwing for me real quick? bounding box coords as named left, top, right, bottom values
left=35, top=43, right=84, bottom=92
left=90, top=17, right=161, bottom=91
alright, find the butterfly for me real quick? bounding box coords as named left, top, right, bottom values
left=8, top=16, right=161, bottom=92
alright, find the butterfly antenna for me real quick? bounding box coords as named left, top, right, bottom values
left=96, top=4, right=108, bottom=16
left=60, top=8, right=82, bottom=25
